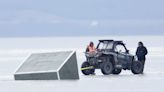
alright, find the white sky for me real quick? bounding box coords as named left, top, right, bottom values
left=0, top=0, right=164, bottom=36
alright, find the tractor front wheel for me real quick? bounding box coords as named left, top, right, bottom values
left=81, top=62, right=95, bottom=75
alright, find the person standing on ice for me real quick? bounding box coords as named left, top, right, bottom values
left=136, top=41, right=148, bottom=73
left=86, top=41, right=97, bottom=53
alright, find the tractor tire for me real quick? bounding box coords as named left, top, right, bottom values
left=131, top=61, right=143, bottom=74
left=101, top=62, right=113, bottom=75
left=112, top=69, right=122, bottom=75
left=81, top=62, right=95, bottom=75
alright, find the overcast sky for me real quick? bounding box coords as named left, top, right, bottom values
left=0, top=0, right=164, bottom=37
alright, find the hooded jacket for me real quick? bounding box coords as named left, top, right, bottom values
left=136, top=46, right=148, bottom=61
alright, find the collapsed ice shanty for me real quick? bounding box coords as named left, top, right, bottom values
left=14, top=51, right=79, bottom=80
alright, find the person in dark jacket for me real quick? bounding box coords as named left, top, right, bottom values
left=136, top=41, right=148, bottom=73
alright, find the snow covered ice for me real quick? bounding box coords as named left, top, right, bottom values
left=0, top=36, right=164, bottom=92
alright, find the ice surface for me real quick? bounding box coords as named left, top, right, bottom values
left=0, top=36, right=164, bottom=92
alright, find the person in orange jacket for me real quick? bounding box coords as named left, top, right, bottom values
left=86, top=41, right=96, bottom=53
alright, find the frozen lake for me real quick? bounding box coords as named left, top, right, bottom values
left=0, top=36, right=164, bottom=92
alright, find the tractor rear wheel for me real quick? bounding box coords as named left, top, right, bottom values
left=131, top=61, right=143, bottom=74
left=101, top=62, right=113, bottom=75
